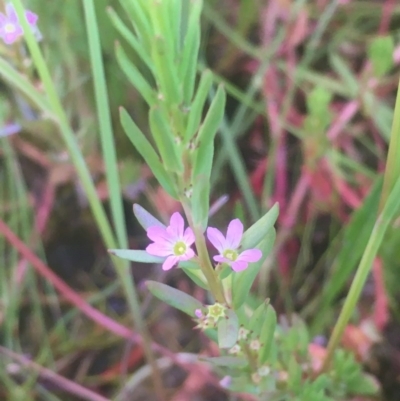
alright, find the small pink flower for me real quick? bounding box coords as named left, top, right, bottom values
left=146, top=212, right=196, bottom=271
left=207, top=219, right=262, bottom=272
left=0, top=3, right=38, bottom=45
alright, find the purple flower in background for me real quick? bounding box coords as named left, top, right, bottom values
left=207, top=219, right=262, bottom=272
left=146, top=212, right=196, bottom=271
left=0, top=3, right=38, bottom=45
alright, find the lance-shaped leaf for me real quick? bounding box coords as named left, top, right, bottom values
left=180, top=0, right=202, bottom=104
left=194, top=84, right=226, bottom=149
left=191, top=175, right=210, bottom=231
left=184, top=69, right=213, bottom=142
left=217, top=309, right=239, bottom=349
left=200, top=356, right=247, bottom=368
left=241, top=203, right=279, bottom=249
left=115, top=43, right=155, bottom=106
left=119, top=0, right=152, bottom=50
left=179, top=261, right=209, bottom=290
left=108, top=8, right=153, bottom=72
left=149, top=106, right=183, bottom=173
left=368, top=35, right=394, bottom=77
left=151, top=35, right=182, bottom=105
left=232, top=229, right=276, bottom=309
left=133, top=204, right=165, bottom=230
left=146, top=281, right=203, bottom=316
left=109, top=249, right=163, bottom=263
left=259, top=305, right=277, bottom=364
left=120, top=109, right=177, bottom=198
left=248, top=300, right=269, bottom=335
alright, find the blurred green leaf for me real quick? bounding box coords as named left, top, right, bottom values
left=368, top=35, right=394, bottom=77
left=180, top=0, right=202, bottom=104
left=133, top=204, right=165, bottom=230
left=200, top=356, right=247, bottom=368
left=120, top=108, right=178, bottom=198
left=241, top=203, right=278, bottom=249
left=191, top=176, right=210, bottom=231
left=232, top=229, right=276, bottom=309
left=149, top=106, right=184, bottom=173
left=217, top=309, right=239, bottom=349
left=146, top=281, right=203, bottom=316
left=184, top=69, right=213, bottom=142
left=115, top=43, right=155, bottom=106
left=108, top=7, right=153, bottom=72
left=194, top=85, right=226, bottom=149
left=259, top=304, right=277, bottom=364
left=110, top=249, right=163, bottom=263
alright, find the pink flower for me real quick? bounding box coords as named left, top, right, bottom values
left=207, top=219, right=262, bottom=272
left=146, top=212, right=196, bottom=271
left=0, top=3, right=38, bottom=45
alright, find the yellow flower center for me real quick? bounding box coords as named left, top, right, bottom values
left=4, top=23, right=16, bottom=33
left=173, top=241, right=187, bottom=256
left=223, top=249, right=238, bottom=261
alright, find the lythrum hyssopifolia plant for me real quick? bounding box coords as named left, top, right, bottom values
left=108, top=1, right=381, bottom=399
left=109, top=0, right=375, bottom=401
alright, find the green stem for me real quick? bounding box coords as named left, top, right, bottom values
left=322, top=78, right=400, bottom=370
left=82, top=2, right=165, bottom=399
left=321, top=174, right=400, bottom=372
left=181, top=202, right=226, bottom=303
left=11, top=0, right=115, bottom=250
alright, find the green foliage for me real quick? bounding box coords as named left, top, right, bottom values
left=217, top=309, right=239, bottom=349
left=368, top=35, right=395, bottom=77
left=146, top=280, right=203, bottom=316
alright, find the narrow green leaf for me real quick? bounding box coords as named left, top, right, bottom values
left=184, top=69, right=213, bottom=142
left=191, top=176, right=210, bottom=230
left=312, top=179, right=382, bottom=332
left=180, top=0, right=203, bottom=103
left=217, top=309, right=239, bottom=349
left=330, top=54, right=358, bottom=97
left=108, top=7, right=153, bottom=72
left=151, top=35, right=182, bottom=104
left=133, top=204, right=165, bottom=230
left=200, top=356, right=247, bottom=368
left=146, top=281, right=203, bottom=316
left=179, top=261, right=209, bottom=290
left=0, top=58, right=51, bottom=114
left=248, top=300, right=269, bottom=335
left=149, top=106, right=183, bottom=173
left=259, top=305, right=277, bottom=364
left=116, top=43, right=155, bottom=106
left=232, top=229, right=276, bottom=309
left=195, top=85, right=226, bottom=148
left=368, top=35, right=394, bottom=77
left=120, top=108, right=177, bottom=198
left=192, top=142, right=214, bottom=183
left=110, top=249, right=163, bottom=263
left=241, top=203, right=279, bottom=249
left=119, top=0, right=152, bottom=49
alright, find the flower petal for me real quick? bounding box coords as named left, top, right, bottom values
left=162, top=255, right=179, bottom=271
left=183, top=227, right=195, bottom=245
left=207, top=227, right=227, bottom=254
left=0, top=12, right=8, bottom=25
left=146, top=226, right=172, bottom=244
left=231, top=260, right=248, bottom=272
left=146, top=243, right=172, bottom=257
left=25, top=10, right=38, bottom=25
left=214, top=255, right=229, bottom=264
left=237, top=249, right=262, bottom=263
left=167, top=212, right=184, bottom=239
left=226, top=219, right=243, bottom=249
left=6, top=3, right=18, bottom=23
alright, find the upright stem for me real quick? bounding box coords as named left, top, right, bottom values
left=181, top=202, right=226, bottom=303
